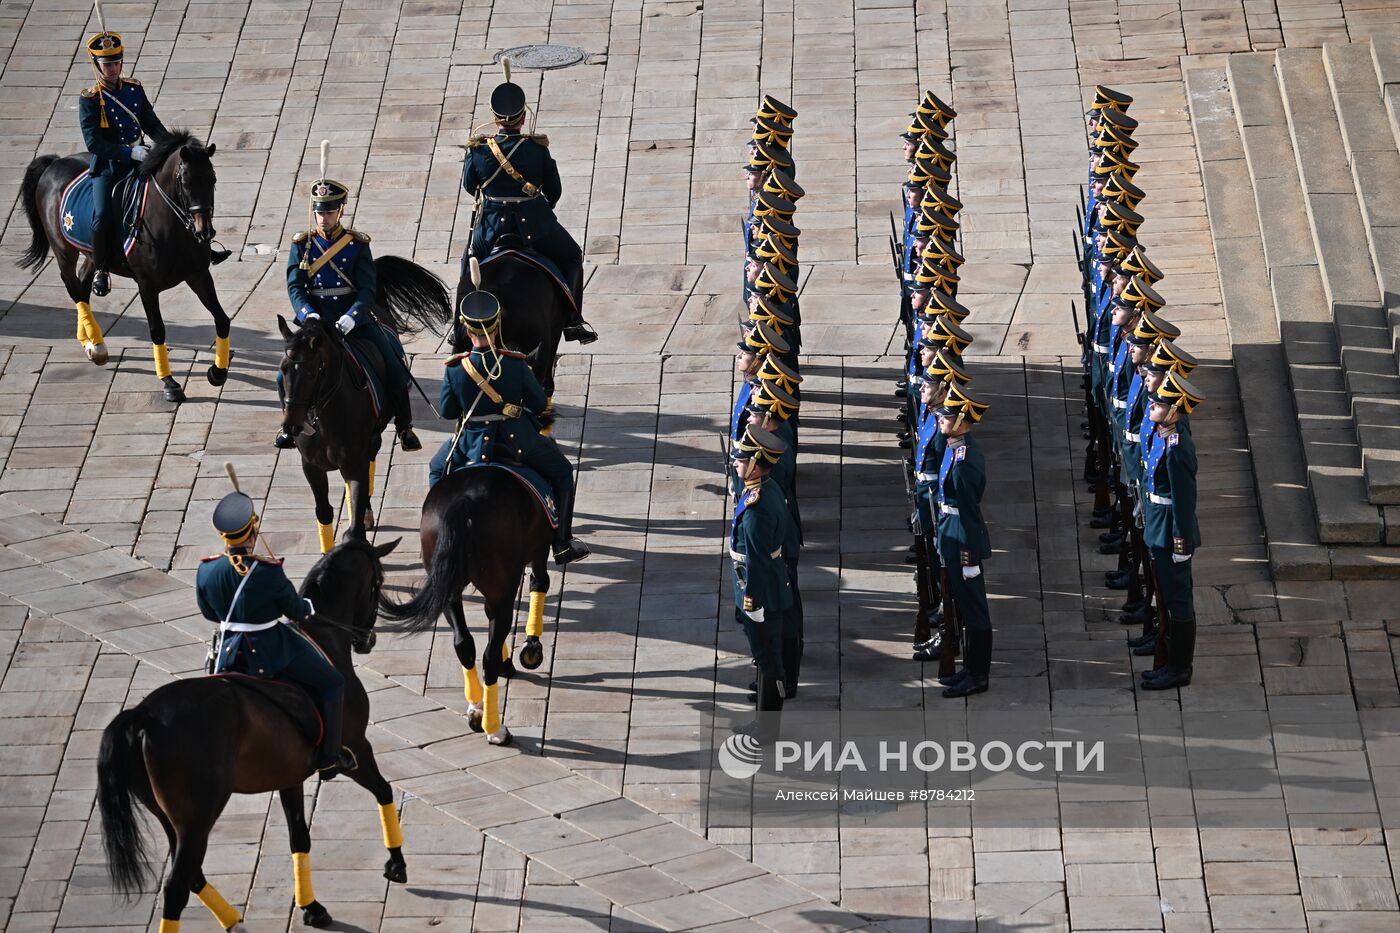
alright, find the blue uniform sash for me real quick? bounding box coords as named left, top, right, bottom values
left=731, top=381, right=754, bottom=441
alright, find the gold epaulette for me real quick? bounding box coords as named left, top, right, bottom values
left=122, top=77, right=143, bottom=87
left=348, top=229, right=370, bottom=243
left=445, top=352, right=468, bottom=366
left=467, top=135, right=487, bottom=148
left=500, top=349, right=527, bottom=359
left=80, top=87, right=97, bottom=99
left=292, top=231, right=309, bottom=244
left=525, top=133, right=549, bottom=147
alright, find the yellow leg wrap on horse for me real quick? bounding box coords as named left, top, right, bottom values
left=152, top=343, right=172, bottom=379
left=484, top=683, right=502, bottom=735
left=292, top=851, right=315, bottom=908
left=344, top=483, right=354, bottom=519
left=465, top=666, right=483, bottom=704
left=75, top=301, right=101, bottom=344
left=214, top=335, right=231, bottom=370
left=503, top=640, right=511, bottom=662
left=378, top=801, right=404, bottom=849
left=318, top=522, right=335, bottom=554
left=528, top=591, right=546, bottom=638
left=158, top=920, right=179, bottom=933
left=196, top=881, right=241, bottom=930
left=368, top=460, right=376, bottom=496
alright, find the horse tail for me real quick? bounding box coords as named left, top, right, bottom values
left=97, top=707, right=153, bottom=898
left=374, top=255, right=452, bottom=336
left=379, top=494, right=472, bottom=634
left=18, top=155, right=59, bottom=271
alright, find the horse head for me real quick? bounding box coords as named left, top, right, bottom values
left=302, top=538, right=400, bottom=655
left=141, top=130, right=218, bottom=244
left=276, top=314, right=339, bottom=442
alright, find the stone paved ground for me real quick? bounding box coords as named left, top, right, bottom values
left=2, top=1, right=1400, bottom=931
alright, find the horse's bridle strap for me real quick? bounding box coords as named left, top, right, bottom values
left=306, top=233, right=354, bottom=280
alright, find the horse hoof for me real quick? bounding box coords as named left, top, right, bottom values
left=499, top=657, right=519, bottom=680
left=301, top=900, right=333, bottom=928
left=488, top=727, right=513, bottom=747
left=207, top=364, right=228, bottom=387
left=84, top=342, right=109, bottom=366
left=519, top=639, right=544, bottom=670
left=384, top=857, right=408, bottom=884
left=162, top=378, right=185, bottom=404
left=467, top=704, right=484, bottom=733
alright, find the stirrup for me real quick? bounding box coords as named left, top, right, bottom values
left=92, top=270, right=111, bottom=298
left=274, top=430, right=297, bottom=449
left=563, top=323, right=598, bottom=345
left=317, top=746, right=358, bottom=778
left=553, top=539, right=591, bottom=565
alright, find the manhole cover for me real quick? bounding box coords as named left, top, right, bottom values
left=494, top=45, right=587, bottom=70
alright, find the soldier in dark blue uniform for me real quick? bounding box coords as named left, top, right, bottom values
left=932, top=385, right=993, bottom=698
left=429, top=291, right=589, bottom=565
left=278, top=174, right=422, bottom=452
left=78, top=29, right=169, bottom=298
left=730, top=425, right=797, bottom=726
left=197, top=480, right=352, bottom=773
left=463, top=80, right=596, bottom=345
left=1140, top=372, right=1203, bottom=690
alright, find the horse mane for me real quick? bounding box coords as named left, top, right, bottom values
left=301, top=539, right=382, bottom=602
left=139, top=129, right=205, bottom=176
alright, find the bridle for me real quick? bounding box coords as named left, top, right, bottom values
left=148, top=156, right=215, bottom=245
left=282, top=329, right=346, bottom=431
left=308, top=559, right=386, bottom=655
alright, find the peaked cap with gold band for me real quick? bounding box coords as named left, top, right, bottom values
left=1145, top=339, right=1197, bottom=376
left=915, top=258, right=960, bottom=295
left=756, top=213, right=800, bottom=247
left=907, top=157, right=945, bottom=187
left=490, top=81, right=528, bottom=124
left=747, top=141, right=794, bottom=175
left=1092, top=149, right=1141, bottom=180
left=925, top=315, right=973, bottom=355
left=903, top=111, right=951, bottom=142
left=748, top=295, right=796, bottom=331
left=1101, top=200, right=1144, bottom=236
left=753, top=115, right=794, bottom=148
left=763, top=169, right=805, bottom=202
left=1122, top=275, right=1165, bottom=314
left=926, top=348, right=972, bottom=386
left=916, top=137, right=957, bottom=172
left=1092, top=86, right=1133, bottom=112
left=757, top=355, right=802, bottom=394
left=753, top=189, right=796, bottom=221
left=747, top=380, right=799, bottom=422
left=1150, top=370, right=1203, bottom=416
left=1098, top=107, right=1138, bottom=132
left=739, top=320, right=790, bottom=357
left=925, top=290, right=971, bottom=324
left=754, top=262, right=798, bottom=302
left=1101, top=172, right=1145, bottom=210
left=1100, top=229, right=1138, bottom=265
left=755, top=94, right=797, bottom=127
left=1127, top=310, right=1180, bottom=347
left=734, top=424, right=788, bottom=466
left=921, top=186, right=963, bottom=217
left=87, top=30, right=124, bottom=61
left=921, top=236, right=965, bottom=272
left=751, top=233, right=798, bottom=274
left=1120, top=245, right=1163, bottom=285
left=458, top=289, right=504, bottom=334
left=934, top=383, right=989, bottom=424
left=1095, top=123, right=1140, bottom=157
left=919, top=207, right=960, bottom=238
left=917, top=91, right=957, bottom=128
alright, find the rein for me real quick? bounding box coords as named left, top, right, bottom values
left=283, top=333, right=347, bottom=428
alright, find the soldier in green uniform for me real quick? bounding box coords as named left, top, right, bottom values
left=932, top=385, right=994, bottom=698
left=1139, top=371, right=1202, bottom=690
left=196, top=480, right=352, bottom=773
left=730, top=425, right=797, bottom=726
left=429, top=290, right=589, bottom=565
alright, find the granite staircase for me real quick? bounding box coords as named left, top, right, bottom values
left=1187, top=36, right=1400, bottom=580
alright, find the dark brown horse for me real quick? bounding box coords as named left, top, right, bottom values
left=18, top=130, right=231, bottom=402
left=379, top=468, right=554, bottom=746
left=456, top=251, right=571, bottom=408
left=278, top=257, right=450, bottom=553
left=97, top=540, right=404, bottom=931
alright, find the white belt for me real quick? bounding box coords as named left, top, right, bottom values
left=467, top=414, right=508, bottom=422
left=730, top=547, right=783, bottom=563
left=939, top=504, right=960, bottom=516
left=1092, top=342, right=1109, bottom=353
left=916, top=472, right=936, bottom=483
left=484, top=193, right=540, bottom=203
left=223, top=619, right=282, bottom=634
left=1111, top=398, right=1126, bottom=409
left=1123, top=429, right=1136, bottom=443
left=309, top=286, right=355, bottom=297
left=1147, top=492, right=1172, bottom=505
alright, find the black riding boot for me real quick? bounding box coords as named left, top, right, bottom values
left=551, top=485, right=590, bottom=565
left=754, top=671, right=785, bottom=743
left=392, top=387, right=421, bottom=451
left=1142, top=616, right=1194, bottom=690
left=91, top=223, right=113, bottom=298
left=561, top=265, right=597, bottom=344
left=314, top=699, right=355, bottom=776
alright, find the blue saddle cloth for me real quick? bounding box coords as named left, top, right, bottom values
left=343, top=329, right=388, bottom=423
left=480, top=249, right=576, bottom=315
left=58, top=169, right=148, bottom=256
left=458, top=462, right=559, bottom=527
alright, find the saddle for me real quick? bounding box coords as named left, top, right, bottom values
left=479, top=248, right=577, bottom=316
left=58, top=168, right=149, bottom=256
left=340, top=330, right=389, bottom=423
left=457, top=462, right=559, bottom=527
left=211, top=672, right=324, bottom=746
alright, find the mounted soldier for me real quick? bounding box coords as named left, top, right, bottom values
left=463, top=74, right=596, bottom=345
left=429, top=288, right=589, bottom=566
left=278, top=145, right=422, bottom=453
left=196, top=469, right=353, bottom=774
left=78, top=10, right=169, bottom=299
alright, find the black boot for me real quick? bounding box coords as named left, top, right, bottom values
left=561, top=265, right=598, bottom=344
left=1142, top=617, right=1194, bottom=690
left=314, top=700, right=355, bottom=776
left=391, top=388, right=422, bottom=451
left=91, top=223, right=112, bottom=297
left=274, top=427, right=297, bottom=449
left=551, top=486, right=590, bottom=565
left=782, top=636, right=802, bottom=698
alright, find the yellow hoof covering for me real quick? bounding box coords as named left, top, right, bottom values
left=528, top=591, right=546, bottom=638
left=214, top=335, right=231, bottom=369
left=75, top=301, right=102, bottom=344
left=158, top=920, right=180, bottom=933
left=292, top=851, right=315, bottom=908
left=196, top=881, right=241, bottom=930
left=152, top=343, right=172, bottom=379
left=317, top=522, right=335, bottom=554
left=465, top=666, right=483, bottom=704
left=484, top=683, right=502, bottom=735
left=378, top=801, right=405, bottom=849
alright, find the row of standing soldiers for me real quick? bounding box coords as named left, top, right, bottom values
left=728, top=94, right=806, bottom=729
left=892, top=92, right=995, bottom=699
left=1078, top=87, right=1205, bottom=691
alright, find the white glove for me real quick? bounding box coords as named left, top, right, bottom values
left=962, top=565, right=981, bottom=579
left=301, top=308, right=319, bottom=321
left=336, top=313, right=356, bottom=335
left=747, top=606, right=766, bottom=623
left=130, top=144, right=150, bottom=161
left=1172, top=552, right=1191, bottom=563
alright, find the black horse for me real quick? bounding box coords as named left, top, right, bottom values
left=97, top=540, right=404, bottom=931
left=380, top=468, right=554, bottom=746
left=278, top=257, right=450, bottom=552
left=456, top=251, right=572, bottom=409
left=18, top=130, right=231, bottom=402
